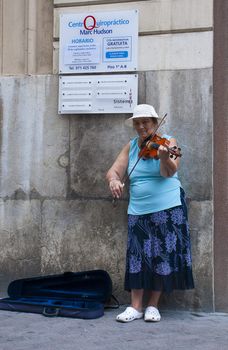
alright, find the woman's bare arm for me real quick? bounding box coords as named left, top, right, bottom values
left=106, top=142, right=130, bottom=198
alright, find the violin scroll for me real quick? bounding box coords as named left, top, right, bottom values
left=169, top=145, right=182, bottom=159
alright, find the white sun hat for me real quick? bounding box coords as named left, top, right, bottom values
left=125, top=104, right=160, bottom=126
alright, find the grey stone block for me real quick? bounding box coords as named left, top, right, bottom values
left=0, top=76, right=69, bottom=198
left=41, top=199, right=129, bottom=302
left=0, top=199, right=41, bottom=278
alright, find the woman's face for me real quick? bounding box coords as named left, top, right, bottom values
left=133, top=117, right=157, bottom=141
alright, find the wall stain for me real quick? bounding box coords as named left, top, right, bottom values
left=6, top=188, right=42, bottom=200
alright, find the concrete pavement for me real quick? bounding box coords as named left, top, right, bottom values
left=0, top=306, right=227, bottom=350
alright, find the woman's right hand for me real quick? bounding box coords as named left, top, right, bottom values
left=106, top=142, right=130, bottom=200
left=109, top=179, right=124, bottom=199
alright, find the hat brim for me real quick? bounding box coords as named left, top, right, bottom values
left=125, top=115, right=161, bottom=127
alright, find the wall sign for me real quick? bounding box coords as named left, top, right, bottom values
left=59, top=10, right=138, bottom=74
left=58, top=74, right=138, bottom=114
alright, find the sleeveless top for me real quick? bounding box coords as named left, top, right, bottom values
left=127, top=135, right=182, bottom=215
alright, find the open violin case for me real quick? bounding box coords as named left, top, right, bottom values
left=0, top=270, right=118, bottom=319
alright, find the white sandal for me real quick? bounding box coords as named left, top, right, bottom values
left=144, top=306, right=161, bottom=322
left=116, top=306, right=143, bottom=323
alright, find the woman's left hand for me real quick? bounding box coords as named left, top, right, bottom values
left=158, top=138, right=180, bottom=177
left=157, top=145, right=170, bottom=161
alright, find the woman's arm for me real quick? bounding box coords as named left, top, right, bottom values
left=158, top=138, right=180, bottom=177
left=106, top=142, right=130, bottom=198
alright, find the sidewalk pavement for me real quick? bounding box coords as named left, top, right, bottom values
left=0, top=305, right=227, bottom=350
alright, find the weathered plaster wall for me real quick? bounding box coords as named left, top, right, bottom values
left=0, top=71, right=213, bottom=310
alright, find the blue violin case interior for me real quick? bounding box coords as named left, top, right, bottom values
left=0, top=270, right=114, bottom=319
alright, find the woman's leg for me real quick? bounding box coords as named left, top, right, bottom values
left=131, top=289, right=144, bottom=311
left=147, top=290, right=162, bottom=308
left=144, top=290, right=162, bottom=321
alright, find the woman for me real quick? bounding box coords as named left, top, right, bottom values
left=106, top=104, right=194, bottom=323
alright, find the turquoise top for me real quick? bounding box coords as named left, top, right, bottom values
left=127, top=135, right=181, bottom=215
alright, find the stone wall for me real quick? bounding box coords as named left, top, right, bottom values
left=0, top=70, right=213, bottom=310
left=0, top=0, right=215, bottom=311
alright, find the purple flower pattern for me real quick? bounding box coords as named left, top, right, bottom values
left=129, top=255, right=142, bottom=273
left=165, top=232, right=177, bottom=253
left=171, top=208, right=184, bottom=225
left=143, top=236, right=162, bottom=259
left=144, top=239, right=152, bottom=258
left=153, top=237, right=163, bottom=257
left=184, top=249, right=192, bottom=266
left=128, top=215, right=139, bottom=227
left=151, top=211, right=168, bottom=225
left=156, top=262, right=172, bottom=275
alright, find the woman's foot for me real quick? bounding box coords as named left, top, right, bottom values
left=144, top=306, right=161, bottom=322
left=116, top=306, right=143, bottom=323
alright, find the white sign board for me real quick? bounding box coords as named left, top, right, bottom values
left=59, top=10, right=138, bottom=74
left=58, top=74, right=138, bottom=114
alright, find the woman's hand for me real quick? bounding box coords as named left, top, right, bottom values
left=109, top=179, right=124, bottom=199
left=158, top=138, right=180, bottom=177
left=157, top=145, right=170, bottom=161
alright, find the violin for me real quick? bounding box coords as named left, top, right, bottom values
left=139, top=134, right=182, bottom=160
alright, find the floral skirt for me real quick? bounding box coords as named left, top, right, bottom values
left=124, top=189, right=194, bottom=293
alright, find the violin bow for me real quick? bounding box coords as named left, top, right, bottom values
left=112, top=113, right=167, bottom=207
